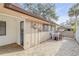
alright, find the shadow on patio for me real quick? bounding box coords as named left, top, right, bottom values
left=0, top=43, right=24, bottom=55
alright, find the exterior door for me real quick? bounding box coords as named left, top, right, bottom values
left=20, top=21, right=24, bottom=46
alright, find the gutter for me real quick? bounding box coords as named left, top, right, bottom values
left=4, top=3, right=49, bottom=23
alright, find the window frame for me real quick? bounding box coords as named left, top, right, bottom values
left=0, top=21, right=6, bottom=36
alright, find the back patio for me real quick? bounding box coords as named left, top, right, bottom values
left=0, top=37, right=79, bottom=56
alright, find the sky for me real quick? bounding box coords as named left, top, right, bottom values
left=55, top=3, right=75, bottom=24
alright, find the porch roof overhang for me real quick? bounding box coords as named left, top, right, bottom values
left=4, top=3, right=51, bottom=25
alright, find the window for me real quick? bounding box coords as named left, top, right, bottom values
left=43, top=24, right=49, bottom=31
left=0, top=21, right=6, bottom=35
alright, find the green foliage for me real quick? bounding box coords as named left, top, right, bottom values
left=20, top=3, right=58, bottom=20
left=68, top=3, right=79, bottom=17
left=72, top=23, right=76, bottom=33
left=68, top=4, right=79, bottom=33
left=68, top=8, right=74, bottom=17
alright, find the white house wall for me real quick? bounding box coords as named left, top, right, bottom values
left=0, top=13, right=24, bottom=46
left=24, top=20, right=51, bottom=49
left=0, top=13, right=51, bottom=49
left=76, top=22, right=79, bottom=43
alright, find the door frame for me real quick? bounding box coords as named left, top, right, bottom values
left=20, top=21, right=24, bottom=47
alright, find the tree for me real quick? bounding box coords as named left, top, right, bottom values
left=68, top=3, right=79, bottom=20
left=19, top=3, right=58, bottom=20
left=68, top=8, right=74, bottom=17
left=68, top=3, right=79, bottom=33
left=37, top=4, right=58, bottom=20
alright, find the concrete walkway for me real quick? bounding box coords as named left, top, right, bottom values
left=0, top=37, right=79, bottom=56
left=55, top=37, right=79, bottom=56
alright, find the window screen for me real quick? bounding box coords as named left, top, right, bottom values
left=0, top=21, right=6, bottom=35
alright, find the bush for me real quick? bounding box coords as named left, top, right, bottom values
left=72, top=23, right=76, bottom=33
